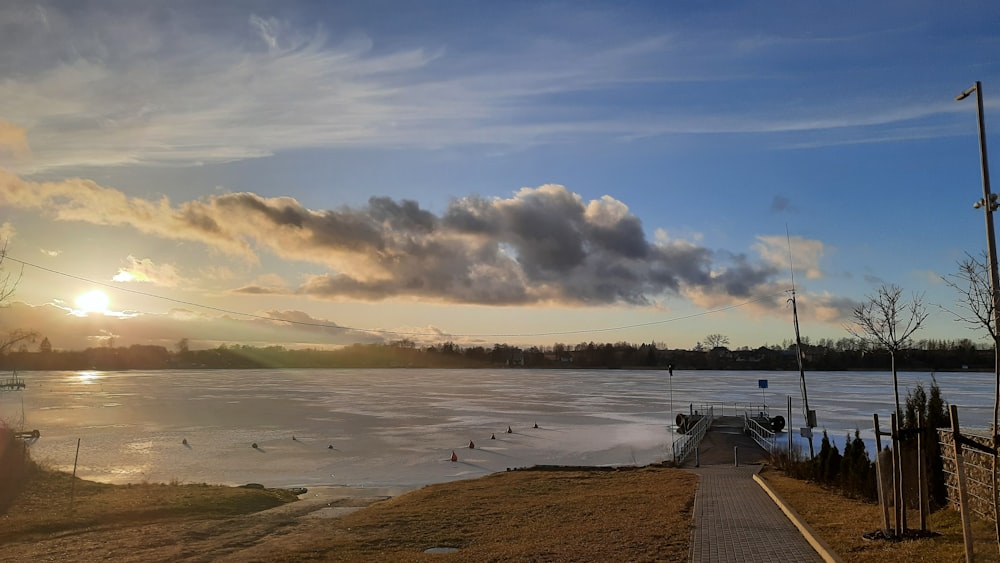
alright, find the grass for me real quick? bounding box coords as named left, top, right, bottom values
left=266, top=466, right=700, bottom=561
left=5, top=459, right=1000, bottom=561
left=0, top=464, right=297, bottom=544
left=760, top=466, right=1000, bottom=563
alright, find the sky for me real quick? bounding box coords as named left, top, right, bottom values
left=0, top=0, right=999, bottom=352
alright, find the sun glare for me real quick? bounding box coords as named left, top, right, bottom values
left=75, top=289, right=110, bottom=313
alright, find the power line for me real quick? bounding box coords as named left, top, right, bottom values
left=3, top=254, right=788, bottom=340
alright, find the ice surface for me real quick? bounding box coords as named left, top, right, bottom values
left=0, top=368, right=989, bottom=488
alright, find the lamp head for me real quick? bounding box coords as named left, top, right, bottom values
left=956, top=85, right=978, bottom=101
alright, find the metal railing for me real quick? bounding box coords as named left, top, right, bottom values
left=744, top=412, right=777, bottom=454
left=690, top=401, right=766, bottom=418
left=672, top=405, right=714, bottom=465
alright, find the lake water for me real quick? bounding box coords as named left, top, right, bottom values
left=0, top=368, right=992, bottom=489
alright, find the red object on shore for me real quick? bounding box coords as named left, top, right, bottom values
left=450, top=451, right=458, bottom=462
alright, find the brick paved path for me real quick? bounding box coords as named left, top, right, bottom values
left=684, top=416, right=831, bottom=562
left=687, top=465, right=825, bottom=562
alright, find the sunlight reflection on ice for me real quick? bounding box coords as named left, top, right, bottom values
left=0, top=368, right=991, bottom=488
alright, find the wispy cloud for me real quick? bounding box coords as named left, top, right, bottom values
left=0, top=3, right=970, bottom=174
left=0, top=302, right=381, bottom=351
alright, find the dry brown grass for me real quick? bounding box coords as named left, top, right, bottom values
left=257, top=466, right=699, bottom=561
left=760, top=466, right=1000, bottom=563
left=8, top=460, right=1000, bottom=562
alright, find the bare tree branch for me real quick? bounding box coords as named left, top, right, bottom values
left=940, top=251, right=995, bottom=339
left=845, top=283, right=927, bottom=420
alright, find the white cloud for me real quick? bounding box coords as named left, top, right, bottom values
left=753, top=235, right=825, bottom=280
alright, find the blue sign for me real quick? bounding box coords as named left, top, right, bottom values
left=758, top=379, right=768, bottom=389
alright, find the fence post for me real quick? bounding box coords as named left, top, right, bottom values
left=918, top=429, right=927, bottom=531
left=891, top=413, right=905, bottom=536
left=951, top=405, right=975, bottom=563
left=788, top=396, right=793, bottom=453
left=873, top=414, right=891, bottom=536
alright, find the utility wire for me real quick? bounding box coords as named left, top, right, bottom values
left=3, top=254, right=789, bottom=339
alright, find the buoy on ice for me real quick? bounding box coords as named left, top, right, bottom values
left=451, top=451, right=458, bottom=462
left=469, top=440, right=475, bottom=449
left=506, top=426, right=512, bottom=434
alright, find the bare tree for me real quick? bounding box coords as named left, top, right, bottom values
left=847, top=283, right=927, bottom=537
left=846, top=284, right=928, bottom=419
left=703, top=333, right=730, bottom=349
left=941, top=251, right=995, bottom=339
left=0, top=240, right=36, bottom=354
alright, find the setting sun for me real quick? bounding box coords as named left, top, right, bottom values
left=75, top=289, right=110, bottom=313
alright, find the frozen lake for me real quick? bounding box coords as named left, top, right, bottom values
left=0, top=368, right=993, bottom=488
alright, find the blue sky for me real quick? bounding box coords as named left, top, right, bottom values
left=0, top=0, right=999, bottom=351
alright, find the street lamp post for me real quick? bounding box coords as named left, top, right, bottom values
left=956, top=81, right=1000, bottom=447
left=957, top=81, right=1000, bottom=550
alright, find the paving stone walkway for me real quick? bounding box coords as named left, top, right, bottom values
left=686, top=416, right=829, bottom=562
left=687, top=465, right=824, bottom=562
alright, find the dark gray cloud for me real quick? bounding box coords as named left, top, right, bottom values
left=250, top=184, right=784, bottom=306
left=770, top=195, right=794, bottom=213
left=1, top=173, right=790, bottom=307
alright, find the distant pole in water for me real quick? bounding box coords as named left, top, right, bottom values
left=469, top=440, right=475, bottom=449
left=669, top=364, right=675, bottom=464
left=70, top=438, right=81, bottom=511
left=533, top=423, right=539, bottom=429
left=450, top=451, right=458, bottom=462
left=507, top=426, right=512, bottom=434
left=491, top=433, right=496, bottom=440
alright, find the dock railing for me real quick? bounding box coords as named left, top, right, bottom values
left=744, top=411, right=777, bottom=454
left=0, top=371, right=25, bottom=391
left=693, top=401, right=767, bottom=418
left=672, top=405, right=714, bottom=465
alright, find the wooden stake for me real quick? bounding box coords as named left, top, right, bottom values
left=951, top=405, right=975, bottom=563
left=891, top=413, right=903, bottom=536
left=918, top=429, right=927, bottom=531
left=873, top=414, right=891, bottom=535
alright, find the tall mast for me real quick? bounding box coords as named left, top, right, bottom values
left=787, top=227, right=815, bottom=458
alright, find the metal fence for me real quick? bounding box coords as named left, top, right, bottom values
left=672, top=405, right=714, bottom=465
left=939, top=428, right=997, bottom=523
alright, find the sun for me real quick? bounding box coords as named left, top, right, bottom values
left=75, top=289, right=110, bottom=313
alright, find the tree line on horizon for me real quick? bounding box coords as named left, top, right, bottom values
left=0, top=335, right=995, bottom=372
